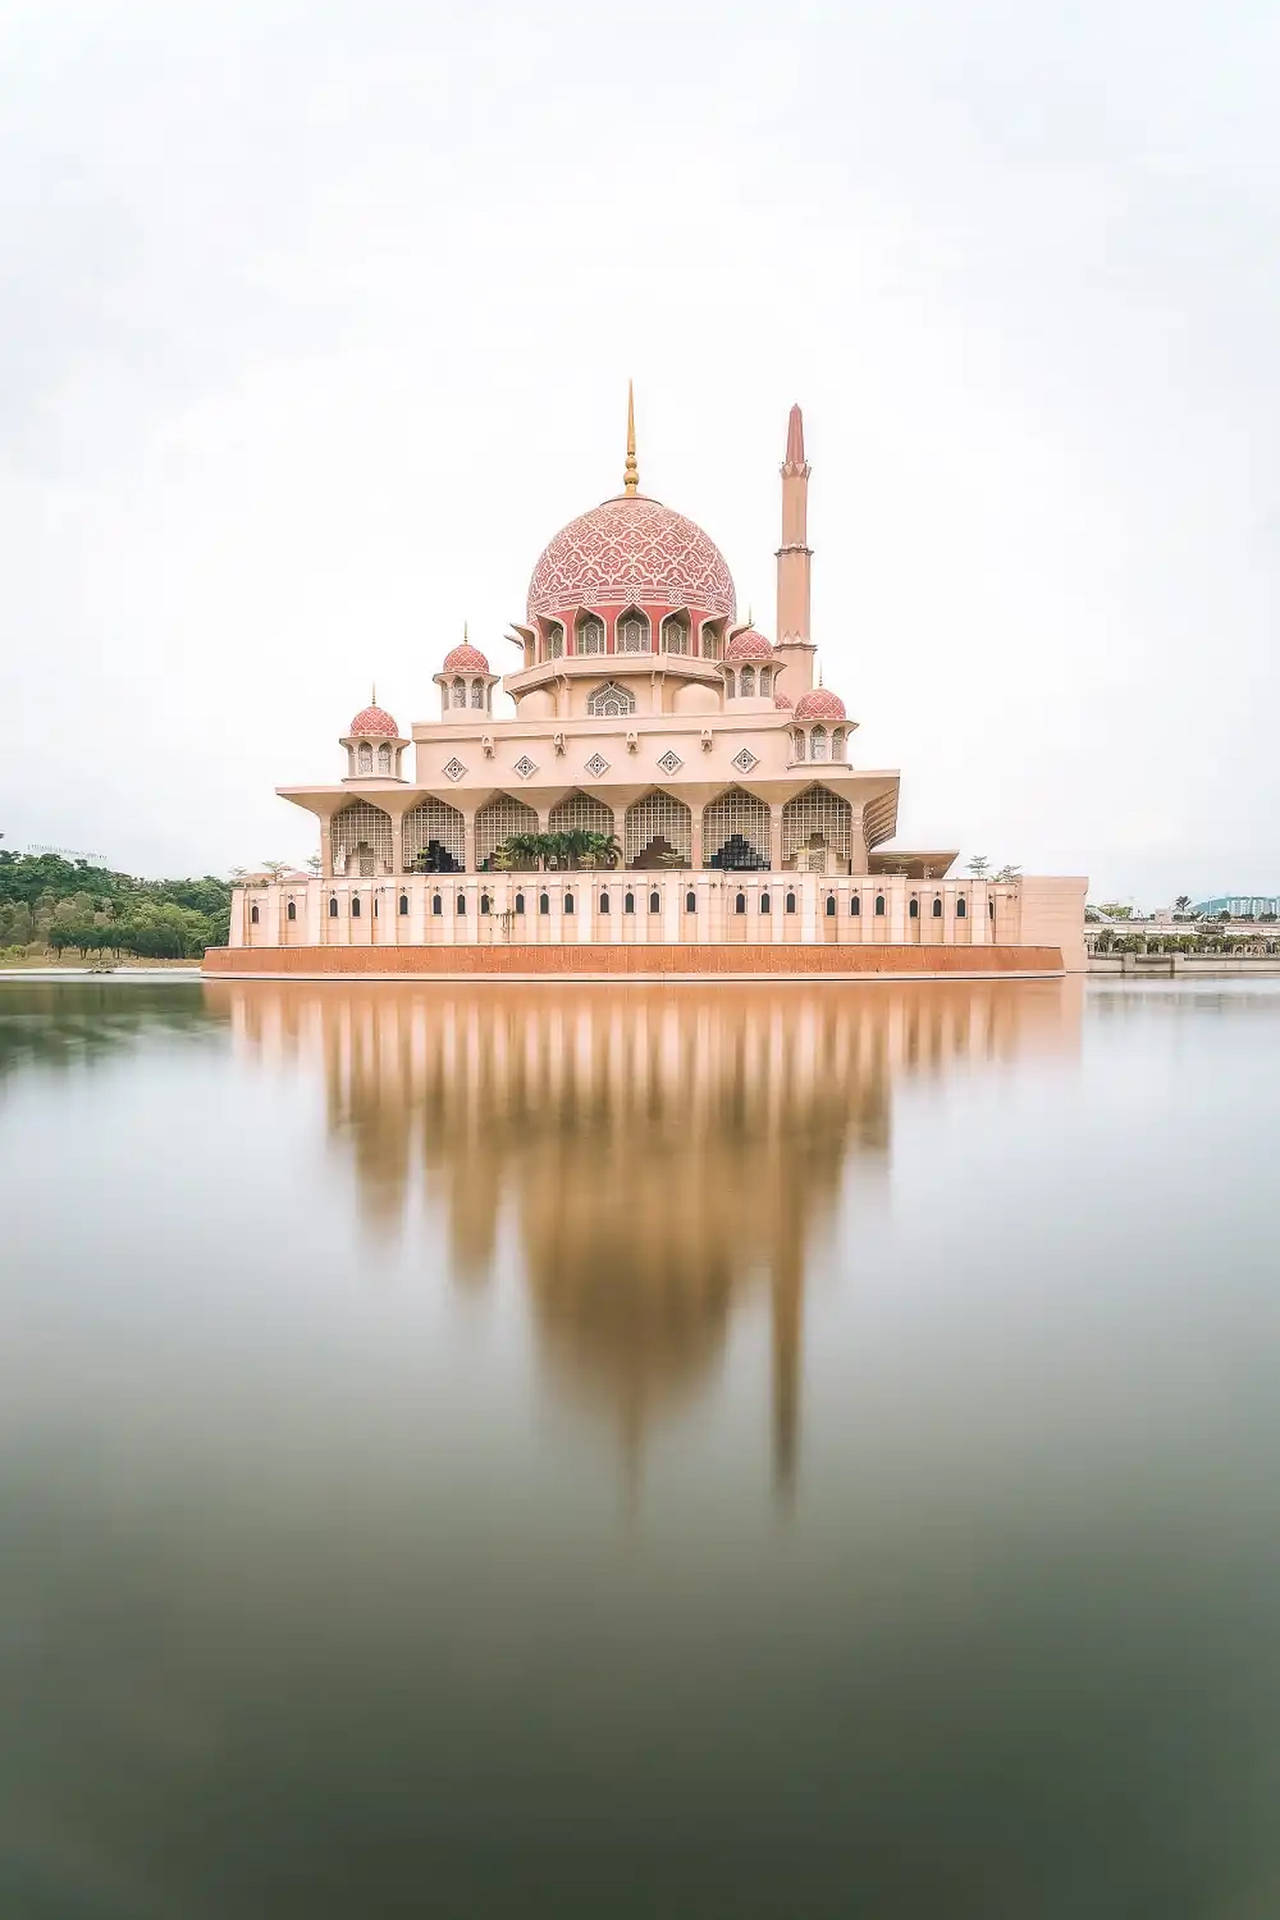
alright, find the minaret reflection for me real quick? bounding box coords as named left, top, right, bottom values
left=208, top=979, right=1082, bottom=1498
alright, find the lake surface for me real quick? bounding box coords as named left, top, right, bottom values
left=2, top=975, right=1279, bottom=1919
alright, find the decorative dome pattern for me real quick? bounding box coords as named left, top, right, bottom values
left=528, top=495, right=736, bottom=621
left=774, top=692, right=794, bottom=709
left=442, top=643, right=490, bottom=673
left=725, top=627, right=773, bottom=661
left=348, top=704, right=399, bottom=737
left=794, top=688, right=846, bottom=721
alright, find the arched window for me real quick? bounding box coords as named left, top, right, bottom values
left=874, top=894, right=885, bottom=915
left=452, top=677, right=466, bottom=708
left=685, top=891, right=697, bottom=913
left=740, top=665, right=756, bottom=697
left=649, top=891, right=661, bottom=913
left=575, top=612, right=605, bottom=655
left=724, top=671, right=736, bottom=700
left=956, top=897, right=967, bottom=918
left=759, top=668, right=772, bottom=696
left=470, top=680, right=484, bottom=708
left=617, top=608, right=650, bottom=653
left=283, top=900, right=294, bottom=921
left=625, top=790, right=692, bottom=867
left=785, top=891, right=797, bottom=914
left=761, top=892, right=772, bottom=914
left=831, top=728, right=846, bottom=761
left=600, top=892, right=610, bottom=913
left=701, top=625, right=723, bottom=660
left=399, top=894, right=409, bottom=915
left=810, top=724, right=828, bottom=762
left=540, top=892, right=550, bottom=915
left=792, top=730, right=805, bottom=760
left=850, top=895, right=861, bottom=916
left=475, top=794, right=538, bottom=870
left=373, top=896, right=379, bottom=917
left=402, top=798, right=464, bottom=874
left=661, top=613, right=690, bottom=655
left=377, top=742, right=392, bottom=774
left=357, top=743, right=373, bottom=774
left=431, top=893, right=442, bottom=916
left=546, top=624, right=565, bottom=660
left=564, top=892, right=575, bottom=914
left=825, top=894, right=836, bottom=916
left=333, top=801, right=393, bottom=875
left=514, top=892, right=526, bottom=915
left=456, top=893, right=467, bottom=915
left=586, top=681, right=635, bottom=718
left=480, top=894, right=491, bottom=914
left=989, top=899, right=996, bottom=920
left=250, top=903, right=259, bottom=924
left=351, top=897, right=361, bottom=917
left=932, top=897, right=943, bottom=917
left=735, top=892, right=746, bottom=914
left=703, top=788, right=770, bottom=870
left=328, top=896, right=338, bottom=917
left=781, top=786, right=854, bottom=869
left=624, top=891, right=635, bottom=914
left=548, top=790, right=615, bottom=842
left=909, top=898, right=919, bottom=919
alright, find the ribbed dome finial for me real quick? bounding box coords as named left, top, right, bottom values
left=623, top=379, right=639, bottom=495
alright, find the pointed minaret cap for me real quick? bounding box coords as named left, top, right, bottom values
left=623, top=379, right=639, bottom=495
left=784, top=403, right=806, bottom=470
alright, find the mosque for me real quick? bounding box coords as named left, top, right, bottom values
left=206, top=394, right=1085, bottom=978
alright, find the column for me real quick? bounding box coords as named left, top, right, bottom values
left=769, top=805, right=784, bottom=874
left=463, top=813, right=477, bottom=874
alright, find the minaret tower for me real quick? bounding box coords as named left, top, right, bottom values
left=773, top=403, right=816, bottom=695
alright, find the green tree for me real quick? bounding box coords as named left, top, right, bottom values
left=966, top=855, right=990, bottom=878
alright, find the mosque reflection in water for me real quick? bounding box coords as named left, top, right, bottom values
left=207, top=980, right=1081, bottom=1493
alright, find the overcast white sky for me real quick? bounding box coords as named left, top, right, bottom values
left=3, top=0, right=1276, bottom=903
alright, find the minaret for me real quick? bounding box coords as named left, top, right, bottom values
left=773, top=403, right=816, bottom=694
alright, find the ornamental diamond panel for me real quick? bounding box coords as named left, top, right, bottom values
left=656, top=749, right=683, bottom=776
left=513, top=755, right=538, bottom=779
left=732, top=748, right=759, bottom=774
left=442, top=757, right=467, bottom=782
left=584, top=752, right=610, bottom=778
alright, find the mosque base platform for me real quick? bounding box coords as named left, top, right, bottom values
left=203, top=944, right=1065, bottom=982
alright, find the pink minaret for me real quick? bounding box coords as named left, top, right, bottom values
left=774, top=403, right=816, bottom=694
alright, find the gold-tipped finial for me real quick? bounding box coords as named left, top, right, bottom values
left=463, top=619, right=468, bottom=642
left=623, top=379, right=639, bottom=495
left=371, top=679, right=377, bottom=705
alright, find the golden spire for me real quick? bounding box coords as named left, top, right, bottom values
left=623, top=379, right=639, bottom=495
left=371, top=679, right=377, bottom=705
left=463, top=619, right=468, bottom=642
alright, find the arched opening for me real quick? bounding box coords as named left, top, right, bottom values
left=452, top=676, right=466, bottom=708
left=825, top=894, right=836, bottom=916
left=740, top=665, right=756, bottom=698
left=735, top=892, right=746, bottom=914
left=575, top=612, right=605, bottom=655
left=809, top=724, right=829, bottom=762
left=649, top=891, right=661, bottom=914
left=357, top=743, right=373, bottom=774
left=399, top=894, right=409, bottom=915
left=791, top=730, right=805, bottom=760
left=685, top=891, right=697, bottom=913
left=957, top=897, right=967, bottom=918
left=548, top=790, right=616, bottom=851
left=909, top=898, right=919, bottom=919
left=476, top=794, right=538, bottom=870
left=831, top=728, right=846, bottom=762
left=377, top=742, right=392, bottom=774
left=703, top=788, right=770, bottom=870
left=851, top=895, right=861, bottom=916
left=456, top=893, right=467, bottom=915
left=781, top=786, right=854, bottom=872
left=546, top=622, right=565, bottom=660
left=432, top=893, right=442, bottom=916
left=539, top=892, right=550, bottom=915
left=625, top=790, right=692, bottom=868
left=989, top=900, right=996, bottom=919
left=351, top=897, right=361, bottom=918
left=761, top=893, right=772, bottom=914
left=723, top=671, right=736, bottom=700
left=469, top=680, right=484, bottom=708
left=875, top=894, right=886, bottom=916
left=333, top=801, right=394, bottom=877
left=586, top=681, right=635, bottom=718
left=932, top=897, right=943, bottom=917
left=328, top=896, right=338, bottom=917
left=700, top=623, right=724, bottom=660
left=661, top=612, right=690, bottom=655
left=563, top=892, right=575, bottom=914
left=250, top=903, right=259, bottom=924
left=624, top=891, right=635, bottom=914
left=617, top=606, right=650, bottom=653
left=402, top=799, right=464, bottom=873
left=600, top=892, right=611, bottom=913
left=759, top=667, right=772, bottom=696
left=514, top=892, right=525, bottom=915
left=785, top=891, right=797, bottom=914
left=480, top=894, right=491, bottom=915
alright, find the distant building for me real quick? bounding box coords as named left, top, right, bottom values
left=1194, top=897, right=1280, bottom=918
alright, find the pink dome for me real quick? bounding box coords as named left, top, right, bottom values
left=528, top=494, right=736, bottom=621
left=774, top=692, right=794, bottom=710
left=725, top=627, right=773, bottom=661
left=348, top=704, right=399, bottom=737
left=794, top=688, right=846, bottom=721
left=442, top=642, right=490, bottom=673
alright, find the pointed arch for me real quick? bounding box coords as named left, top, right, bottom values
left=402, top=798, right=464, bottom=873
left=661, top=611, right=690, bottom=655
left=781, top=785, right=853, bottom=868
left=475, top=793, right=538, bottom=869
left=586, top=681, right=635, bottom=718
left=702, top=787, right=770, bottom=870
left=332, top=801, right=393, bottom=875
left=616, top=606, right=651, bottom=654
left=575, top=610, right=605, bottom=655
left=625, top=790, right=692, bottom=867
left=548, top=789, right=615, bottom=839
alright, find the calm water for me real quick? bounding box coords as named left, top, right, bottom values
left=2, top=975, right=1279, bottom=1919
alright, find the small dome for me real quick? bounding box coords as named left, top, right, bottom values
left=442, top=642, right=490, bottom=673
left=725, top=627, right=773, bottom=661
left=794, top=688, right=846, bottom=721
left=348, top=704, right=399, bottom=737
left=774, top=692, right=794, bottom=710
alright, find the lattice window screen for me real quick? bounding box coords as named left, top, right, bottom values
left=332, top=801, right=393, bottom=872
left=401, top=800, right=465, bottom=871
left=661, top=615, right=690, bottom=655
left=781, top=786, right=853, bottom=862
left=702, top=788, right=770, bottom=868
left=548, top=791, right=616, bottom=837
left=476, top=795, right=538, bottom=867
left=625, top=790, right=692, bottom=864
left=587, top=682, right=635, bottom=717
left=617, top=612, right=650, bottom=653
left=576, top=616, right=605, bottom=655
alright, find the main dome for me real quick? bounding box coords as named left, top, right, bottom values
left=527, top=494, right=736, bottom=622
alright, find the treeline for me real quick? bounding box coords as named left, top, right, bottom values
left=0, top=852, right=231, bottom=961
